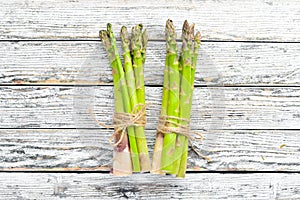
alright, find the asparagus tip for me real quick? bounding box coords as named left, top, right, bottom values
left=189, top=23, right=195, bottom=40
left=182, top=20, right=189, bottom=42
left=189, top=23, right=195, bottom=33
left=99, top=30, right=108, bottom=40
left=131, top=23, right=144, bottom=51
left=195, top=31, right=201, bottom=44
left=183, top=20, right=189, bottom=30
left=121, top=26, right=127, bottom=31
left=107, top=23, right=113, bottom=32
left=121, top=26, right=128, bottom=37
left=166, top=19, right=175, bottom=30
left=166, top=19, right=176, bottom=41
left=121, top=26, right=130, bottom=45
left=132, top=24, right=143, bottom=32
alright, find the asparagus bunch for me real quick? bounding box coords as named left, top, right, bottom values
left=99, top=23, right=150, bottom=175
left=152, top=19, right=201, bottom=177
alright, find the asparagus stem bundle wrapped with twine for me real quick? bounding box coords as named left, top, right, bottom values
left=152, top=19, right=205, bottom=178
left=99, top=23, right=150, bottom=176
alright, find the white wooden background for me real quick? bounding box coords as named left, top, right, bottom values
left=0, top=0, right=299, bottom=199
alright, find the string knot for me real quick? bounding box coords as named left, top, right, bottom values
left=110, top=103, right=148, bottom=146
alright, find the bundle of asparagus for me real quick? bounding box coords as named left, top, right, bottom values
left=152, top=19, right=201, bottom=178
left=99, top=23, right=150, bottom=176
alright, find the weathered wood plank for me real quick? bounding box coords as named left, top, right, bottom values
left=1, top=86, right=299, bottom=129
left=1, top=0, right=300, bottom=41
left=0, top=129, right=299, bottom=171
left=1, top=41, right=299, bottom=86
left=0, top=173, right=299, bottom=199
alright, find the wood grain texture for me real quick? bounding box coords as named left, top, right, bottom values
left=0, top=129, right=299, bottom=171
left=1, top=86, right=299, bottom=129
left=1, top=41, right=299, bottom=86
left=1, top=0, right=300, bottom=41
left=0, top=173, right=299, bottom=199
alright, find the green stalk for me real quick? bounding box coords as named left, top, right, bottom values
left=131, top=24, right=150, bottom=172
left=106, top=23, right=140, bottom=172
left=99, top=30, right=132, bottom=176
left=161, top=19, right=180, bottom=173
left=177, top=30, right=201, bottom=178
left=172, top=21, right=194, bottom=175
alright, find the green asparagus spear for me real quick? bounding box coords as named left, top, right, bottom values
left=177, top=30, right=201, bottom=178
left=172, top=21, right=194, bottom=175
left=131, top=24, right=150, bottom=172
left=161, top=19, right=180, bottom=173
